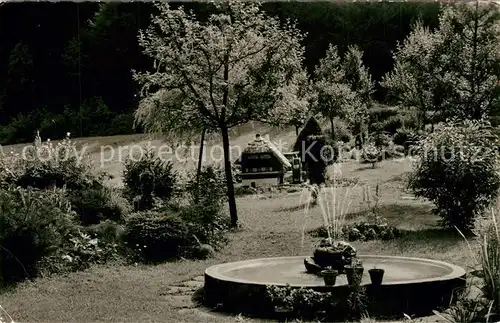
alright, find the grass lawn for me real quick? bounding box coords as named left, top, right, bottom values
left=0, top=157, right=475, bottom=322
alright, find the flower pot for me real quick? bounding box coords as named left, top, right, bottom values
left=313, top=248, right=344, bottom=271
left=368, top=268, right=384, bottom=286
left=321, top=269, right=338, bottom=286
left=345, top=265, right=364, bottom=286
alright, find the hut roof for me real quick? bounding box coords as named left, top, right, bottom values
left=293, top=115, right=323, bottom=152
left=241, top=135, right=291, bottom=168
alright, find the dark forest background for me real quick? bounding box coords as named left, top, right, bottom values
left=0, top=2, right=441, bottom=145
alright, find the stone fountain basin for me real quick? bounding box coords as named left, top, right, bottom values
left=204, top=255, right=466, bottom=318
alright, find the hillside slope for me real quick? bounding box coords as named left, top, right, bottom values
left=2, top=122, right=300, bottom=187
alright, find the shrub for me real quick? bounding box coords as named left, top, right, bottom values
left=108, top=113, right=136, bottom=136
left=455, top=202, right=500, bottom=322
left=10, top=133, right=104, bottom=191
left=182, top=166, right=230, bottom=249
left=381, top=115, right=403, bottom=134
left=68, top=186, right=131, bottom=225
left=393, top=127, right=419, bottom=146
left=40, top=229, right=117, bottom=274
left=180, top=203, right=230, bottom=251
left=266, top=285, right=367, bottom=320
left=0, top=187, right=77, bottom=284
left=408, top=120, right=500, bottom=230
left=123, top=148, right=177, bottom=200
left=371, top=132, right=391, bottom=148
left=368, top=105, right=399, bottom=124
left=342, top=222, right=404, bottom=241
left=362, top=143, right=381, bottom=168
left=324, top=119, right=353, bottom=143
left=123, top=211, right=190, bottom=263
left=184, top=165, right=226, bottom=207
left=400, top=108, right=419, bottom=129
left=85, top=220, right=125, bottom=246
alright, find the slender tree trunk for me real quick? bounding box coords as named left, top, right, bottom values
left=329, top=116, right=335, bottom=141
left=295, top=125, right=299, bottom=136
left=221, top=124, right=238, bottom=227
left=194, top=128, right=206, bottom=204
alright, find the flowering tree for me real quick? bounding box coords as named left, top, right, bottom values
left=312, top=44, right=373, bottom=143
left=382, top=3, right=500, bottom=125
left=132, top=2, right=308, bottom=227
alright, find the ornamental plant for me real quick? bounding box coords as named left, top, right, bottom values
left=408, top=120, right=500, bottom=230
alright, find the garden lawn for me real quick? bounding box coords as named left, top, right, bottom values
left=0, top=157, right=474, bottom=322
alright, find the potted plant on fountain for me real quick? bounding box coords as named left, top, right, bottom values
left=345, top=258, right=364, bottom=286
left=368, top=265, right=385, bottom=286
left=313, top=237, right=356, bottom=272
left=321, top=267, right=338, bottom=286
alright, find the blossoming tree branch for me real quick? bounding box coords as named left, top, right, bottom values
left=132, top=1, right=310, bottom=226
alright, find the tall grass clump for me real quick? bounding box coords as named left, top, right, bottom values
left=0, top=187, right=77, bottom=285
left=440, top=198, right=500, bottom=322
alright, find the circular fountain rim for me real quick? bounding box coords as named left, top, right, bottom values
left=205, top=255, right=466, bottom=287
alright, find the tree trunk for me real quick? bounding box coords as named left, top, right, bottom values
left=329, top=117, right=335, bottom=141
left=194, top=128, right=206, bottom=204
left=221, top=124, right=238, bottom=227
left=295, top=125, right=299, bottom=136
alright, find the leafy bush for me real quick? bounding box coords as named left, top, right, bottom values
left=8, top=133, right=104, bottom=191
left=184, top=165, right=226, bottom=206
left=266, top=285, right=367, bottom=320
left=123, top=148, right=178, bottom=200
left=342, top=222, right=404, bottom=241
left=68, top=187, right=131, bottom=225
left=399, top=109, right=419, bottom=129
left=459, top=203, right=500, bottom=322
left=107, top=113, right=136, bottom=136
left=122, top=211, right=190, bottom=263
left=372, top=132, right=391, bottom=148
left=362, top=143, right=381, bottom=168
left=393, top=127, right=419, bottom=146
left=381, top=115, right=403, bottom=134
left=324, top=119, right=352, bottom=143
left=0, top=187, right=77, bottom=284
left=180, top=203, right=230, bottom=251
left=368, top=105, right=400, bottom=124
left=408, top=120, right=500, bottom=230
left=85, top=219, right=125, bottom=246
left=182, top=166, right=230, bottom=250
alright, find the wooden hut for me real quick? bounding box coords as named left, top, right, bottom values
left=238, top=134, right=291, bottom=187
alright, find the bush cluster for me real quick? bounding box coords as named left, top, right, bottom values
left=122, top=148, right=178, bottom=202
left=408, top=120, right=500, bottom=230
left=343, top=222, right=404, bottom=241
left=123, top=211, right=190, bottom=263
left=266, top=284, right=367, bottom=321
left=0, top=187, right=77, bottom=284
left=0, top=132, right=230, bottom=285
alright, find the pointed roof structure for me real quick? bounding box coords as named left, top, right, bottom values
left=239, top=134, right=291, bottom=168
left=293, top=115, right=323, bottom=152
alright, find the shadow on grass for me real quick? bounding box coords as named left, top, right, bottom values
left=397, top=227, right=467, bottom=243
left=384, top=227, right=473, bottom=257
left=354, top=165, right=377, bottom=172
left=274, top=203, right=309, bottom=213
left=346, top=203, right=434, bottom=225
left=385, top=172, right=410, bottom=183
